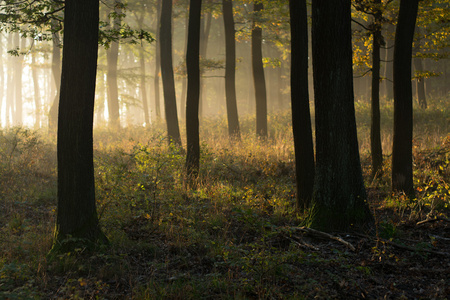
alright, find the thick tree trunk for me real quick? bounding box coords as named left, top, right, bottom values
left=371, top=0, right=383, bottom=179
left=414, top=57, right=427, bottom=109
left=392, top=0, right=419, bottom=196
left=252, top=2, right=268, bottom=138
left=185, top=0, right=202, bottom=179
left=160, top=0, right=182, bottom=146
left=54, top=0, right=107, bottom=251
left=289, top=0, right=315, bottom=209
left=222, top=0, right=241, bottom=139
left=309, top=0, right=373, bottom=232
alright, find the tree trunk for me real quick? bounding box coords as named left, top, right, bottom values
left=309, top=0, right=373, bottom=232
left=252, top=2, right=268, bottom=138
left=153, top=0, right=162, bottom=120
left=414, top=57, right=427, bottom=109
left=199, top=0, right=212, bottom=118
left=371, top=0, right=383, bottom=179
left=289, top=0, right=315, bottom=210
left=392, top=0, right=419, bottom=196
left=48, top=25, right=61, bottom=132
left=31, top=51, right=41, bottom=129
left=14, top=33, right=24, bottom=125
left=384, top=24, right=395, bottom=101
left=185, top=0, right=202, bottom=180
left=160, top=0, right=182, bottom=146
left=139, top=47, right=150, bottom=125
left=222, top=0, right=241, bottom=139
left=179, top=13, right=189, bottom=121
left=106, top=2, right=121, bottom=130
left=54, top=0, right=107, bottom=251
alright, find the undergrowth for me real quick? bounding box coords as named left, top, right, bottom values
left=0, top=97, right=448, bottom=298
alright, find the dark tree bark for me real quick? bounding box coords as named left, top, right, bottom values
left=392, top=0, right=419, bottom=196
left=252, top=2, right=268, bottom=138
left=371, top=0, right=383, bottom=179
left=414, top=57, right=427, bottom=109
left=153, top=0, right=162, bottom=120
left=54, top=0, right=107, bottom=251
left=222, top=0, right=241, bottom=139
left=160, top=0, right=182, bottom=146
left=185, top=0, right=202, bottom=179
left=309, top=0, right=373, bottom=232
left=289, top=0, right=315, bottom=209
left=106, top=1, right=121, bottom=130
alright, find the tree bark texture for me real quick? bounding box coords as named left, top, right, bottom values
left=252, top=2, right=268, bottom=138
left=222, top=0, right=241, bottom=139
left=160, top=0, right=182, bottom=146
left=392, top=0, right=419, bottom=196
left=185, top=0, right=202, bottom=179
left=55, top=0, right=107, bottom=249
left=289, top=0, right=315, bottom=209
left=309, top=0, right=373, bottom=232
left=371, top=0, right=383, bottom=179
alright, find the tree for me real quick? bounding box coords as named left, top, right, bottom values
left=252, top=1, right=268, bottom=138
left=308, top=0, right=373, bottom=232
left=106, top=1, right=122, bottom=130
left=371, top=0, right=384, bottom=179
left=160, top=0, right=182, bottom=146
left=54, top=0, right=107, bottom=250
left=222, top=0, right=241, bottom=139
left=289, top=0, right=315, bottom=209
left=185, top=0, right=202, bottom=180
left=391, top=0, right=419, bottom=196
left=153, top=0, right=162, bottom=120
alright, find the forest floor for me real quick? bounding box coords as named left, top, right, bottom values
left=0, top=100, right=449, bottom=299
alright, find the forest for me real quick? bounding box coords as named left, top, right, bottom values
left=0, top=0, right=449, bottom=298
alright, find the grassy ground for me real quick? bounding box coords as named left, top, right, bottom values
left=0, top=98, right=449, bottom=299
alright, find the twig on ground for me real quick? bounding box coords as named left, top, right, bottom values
left=291, top=227, right=356, bottom=251
left=417, top=216, right=450, bottom=225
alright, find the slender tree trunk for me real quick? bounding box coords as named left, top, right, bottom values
left=252, top=2, right=268, bottom=138
left=384, top=24, right=395, bottom=101
left=139, top=47, right=150, bottom=125
left=371, top=0, right=383, bottom=179
left=54, top=0, right=107, bottom=251
left=199, top=0, right=212, bottom=118
left=185, top=0, right=202, bottom=180
left=153, top=0, right=162, bottom=120
left=14, top=33, right=24, bottom=125
left=222, top=0, right=241, bottom=139
left=160, top=0, right=182, bottom=146
left=289, top=0, right=315, bottom=209
left=48, top=26, right=61, bottom=132
left=392, top=0, right=419, bottom=196
left=6, top=33, right=15, bottom=127
left=414, top=57, right=427, bottom=109
left=31, top=51, right=41, bottom=129
left=309, top=0, right=373, bottom=232
left=180, top=13, right=189, bottom=121
left=106, top=2, right=121, bottom=130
